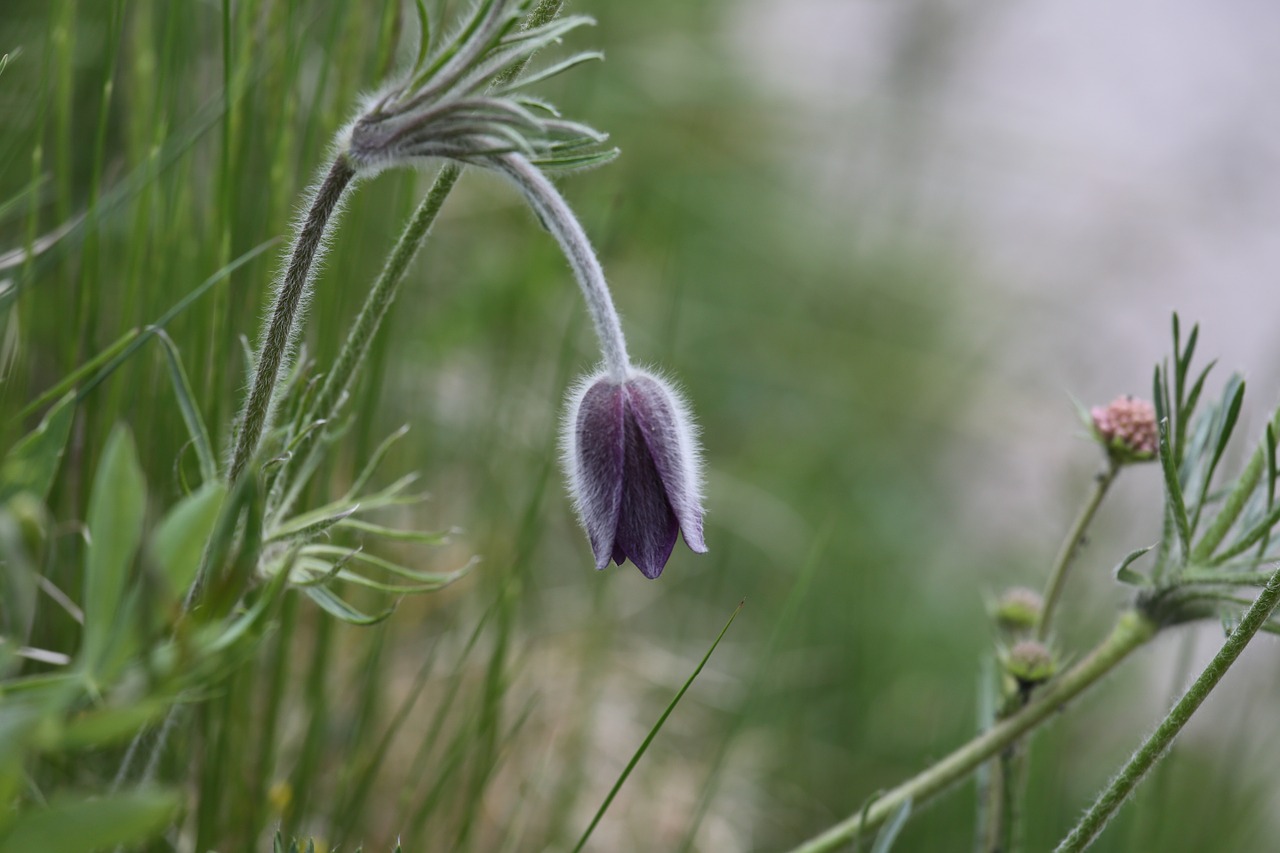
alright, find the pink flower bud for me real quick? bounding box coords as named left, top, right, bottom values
left=562, top=369, right=707, bottom=579
left=1090, top=395, right=1158, bottom=462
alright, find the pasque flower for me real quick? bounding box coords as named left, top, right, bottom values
left=236, top=0, right=708, bottom=574
left=564, top=370, right=706, bottom=579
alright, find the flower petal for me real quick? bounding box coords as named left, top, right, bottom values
left=626, top=374, right=707, bottom=554
left=615, top=395, right=680, bottom=578
left=571, top=380, right=626, bottom=569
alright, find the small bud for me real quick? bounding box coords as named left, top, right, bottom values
left=1090, top=395, right=1157, bottom=463
left=1002, top=640, right=1056, bottom=687
left=562, top=368, right=707, bottom=579
left=993, top=587, right=1043, bottom=635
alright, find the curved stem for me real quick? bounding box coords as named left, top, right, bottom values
left=1054, top=567, right=1280, bottom=852
left=784, top=611, right=1156, bottom=853
left=228, top=156, right=356, bottom=483
left=493, top=152, right=630, bottom=381
left=1038, top=460, right=1119, bottom=640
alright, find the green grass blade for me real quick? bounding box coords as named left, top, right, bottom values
left=50, top=238, right=277, bottom=409
left=870, top=797, right=913, bottom=853
left=82, top=424, right=147, bottom=675
left=572, top=599, right=745, bottom=853
left=0, top=391, right=75, bottom=505
left=152, top=329, right=217, bottom=484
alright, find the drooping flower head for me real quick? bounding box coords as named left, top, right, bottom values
left=563, top=368, right=706, bottom=579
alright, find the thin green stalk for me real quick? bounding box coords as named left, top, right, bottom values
left=785, top=611, right=1156, bottom=853
left=278, top=163, right=459, bottom=498
left=573, top=600, right=745, bottom=853
left=1038, top=460, right=1119, bottom=641
left=1054, top=567, right=1280, bottom=852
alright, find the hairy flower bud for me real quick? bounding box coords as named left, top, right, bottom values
left=993, top=586, right=1043, bottom=635
left=1002, top=640, right=1056, bottom=688
left=1091, top=395, right=1158, bottom=463
left=562, top=369, right=706, bottom=579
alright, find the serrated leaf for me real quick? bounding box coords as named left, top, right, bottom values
left=82, top=425, right=147, bottom=675
left=0, top=788, right=180, bottom=853
left=148, top=482, right=225, bottom=600
left=0, top=392, right=75, bottom=506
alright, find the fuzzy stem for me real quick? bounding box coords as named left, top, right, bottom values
left=1054, top=568, right=1280, bottom=852
left=277, top=163, right=460, bottom=507
left=784, top=611, right=1156, bottom=853
left=1038, top=460, right=1119, bottom=640
left=273, top=0, right=567, bottom=509
left=228, top=155, right=355, bottom=483
left=494, top=152, right=630, bottom=380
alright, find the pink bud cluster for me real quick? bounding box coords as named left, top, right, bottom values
left=1091, top=396, right=1158, bottom=459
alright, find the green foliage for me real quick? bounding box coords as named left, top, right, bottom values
left=9, top=0, right=1276, bottom=850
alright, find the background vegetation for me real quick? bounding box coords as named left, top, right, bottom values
left=2, top=1, right=1277, bottom=850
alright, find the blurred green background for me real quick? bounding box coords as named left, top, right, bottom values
left=2, top=0, right=1276, bottom=850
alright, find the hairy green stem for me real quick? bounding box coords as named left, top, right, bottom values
left=1054, top=568, right=1280, bottom=852
left=272, top=0, right=566, bottom=511
left=229, top=156, right=355, bottom=483
left=1038, top=460, right=1119, bottom=641
left=785, top=611, right=1156, bottom=853
left=276, top=163, right=460, bottom=505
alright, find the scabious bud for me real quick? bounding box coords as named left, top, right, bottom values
left=1090, top=395, right=1158, bottom=463
left=1002, top=640, right=1056, bottom=688
left=993, top=587, right=1043, bottom=635
left=562, top=368, right=706, bottom=579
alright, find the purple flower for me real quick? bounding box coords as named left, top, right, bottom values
left=563, top=369, right=707, bottom=579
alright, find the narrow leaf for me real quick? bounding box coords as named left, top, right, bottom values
left=83, top=425, right=147, bottom=674
left=303, top=585, right=396, bottom=625
left=0, top=789, right=180, bottom=853
left=0, top=392, right=76, bottom=505
left=1113, top=545, right=1154, bottom=587
left=572, top=599, right=745, bottom=853
left=337, top=518, right=453, bottom=543
left=153, top=329, right=217, bottom=484
left=148, top=482, right=226, bottom=599
left=870, top=797, right=913, bottom=853
left=1158, top=420, right=1190, bottom=558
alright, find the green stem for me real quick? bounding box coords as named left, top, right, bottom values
left=784, top=611, right=1156, bottom=853
left=275, top=163, right=460, bottom=509
left=1054, top=567, right=1280, bottom=852
left=229, top=155, right=355, bottom=483
left=1038, top=460, right=1119, bottom=641
left=271, top=0, right=567, bottom=513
